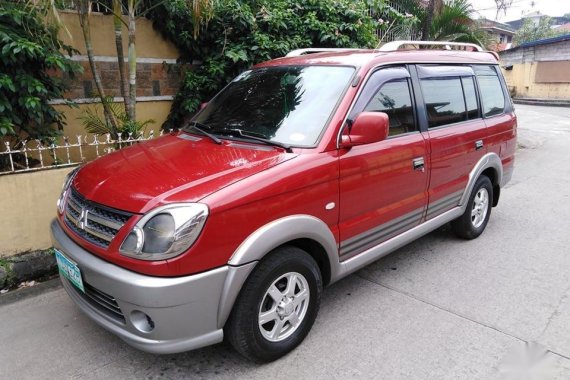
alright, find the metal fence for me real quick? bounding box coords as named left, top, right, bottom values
left=0, top=130, right=169, bottom=176
left=377, top=25, right=421, bottom=43
left=371, top=2, right=421, bottom=43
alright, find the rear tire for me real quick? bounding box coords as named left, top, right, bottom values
left=452, top=175, right=493, bottom=240
left=225, top=246, right=322, bottom=362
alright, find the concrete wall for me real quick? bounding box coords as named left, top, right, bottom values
left=0, top=167, right=74, bottom=257
left=499, top=39, right=570, bottom=64
left=499, top=38, right=570, bottom=99
left=501, top=62, right=570, bottom=99
left=54, top=11, right=183, bottom=136
left=0, top=12, right=184, bottom=257
left=58, top=11, right=178, bottom=59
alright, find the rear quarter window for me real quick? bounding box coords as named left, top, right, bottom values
left=474, top=65, right=506, bottom=117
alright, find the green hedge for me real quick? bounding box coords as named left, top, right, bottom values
left=0, top=2, right=81, bottom=139
left=150, top=0, right=387, bottom=129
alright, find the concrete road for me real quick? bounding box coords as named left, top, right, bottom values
left=2, top=104, right=570, bottom=379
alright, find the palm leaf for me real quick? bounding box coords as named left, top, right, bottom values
left=80, top=108, right=113, bottom=135
left=430, top=0, right=486, bottom=45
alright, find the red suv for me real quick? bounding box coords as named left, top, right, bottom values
left=51, top=41, right=516, bottom=362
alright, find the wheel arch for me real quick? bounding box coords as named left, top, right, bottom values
left=460, top=153, right=503, bottom=211
left=228, top=214, right=338, bottom=272
left=481, top=167, right=501, bottom=206
left=286, top=238, right=332, bottom=286
left=218, top=215, right=338, bottom=329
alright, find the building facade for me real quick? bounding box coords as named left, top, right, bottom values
left=499, top=34, right=570, bottom=100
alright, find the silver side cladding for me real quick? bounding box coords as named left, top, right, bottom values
left=228, top=214, right=339, bottom=275
left=459, top=152, right=503, bottom=206
left=501, top=164, right=514, bottom=187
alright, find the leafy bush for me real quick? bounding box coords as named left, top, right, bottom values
left=80, top=96, right=154, bottom=139
left=150, top=0, right=391, bottom=129
left=0, top=2, right=82, bottom=140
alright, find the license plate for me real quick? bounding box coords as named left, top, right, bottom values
left=54, top=248, right=85, bottom=293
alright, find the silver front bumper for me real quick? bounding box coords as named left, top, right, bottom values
left=50, top=219, right=255, bottom=354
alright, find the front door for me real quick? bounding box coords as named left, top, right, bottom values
left=338, top=67, right=429, bottom=259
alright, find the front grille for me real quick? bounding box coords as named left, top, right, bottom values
left=64, top=187, right=132, bottom=248
left=67, top=278, right=126, bottom=323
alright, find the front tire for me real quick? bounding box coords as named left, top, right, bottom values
left=225, top=246, right=322, bottom=362
left=452, top=175, right=493, bottom=240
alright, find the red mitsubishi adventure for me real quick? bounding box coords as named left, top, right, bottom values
left=52, top=41, right=516, bottom=362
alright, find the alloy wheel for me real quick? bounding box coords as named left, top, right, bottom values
left=258, top=272, right=310, bottom=342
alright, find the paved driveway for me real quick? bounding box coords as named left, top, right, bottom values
left=2, top=104, right=570, bottom=379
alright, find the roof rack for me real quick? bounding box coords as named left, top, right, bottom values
left=286, top=48, right=361, bottom=57
left=378, top=40, right=483, bottom=52
left=284, top=41, right=496, bottom=60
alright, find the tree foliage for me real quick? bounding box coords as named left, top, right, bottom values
left=513, top=17, right=561, bottom=45
left=0, top=1, right=82, bottom=140
left=429, top=0, right=488, bottom=46
left=149, top=0, right=387, bottom=129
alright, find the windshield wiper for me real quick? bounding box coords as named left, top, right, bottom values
left=212, top=128, right=292, bottom=153
left=185, top=121, right=222, bottom=145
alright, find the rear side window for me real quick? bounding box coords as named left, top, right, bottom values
left=462, top=77, right=479, bottom=120
left=421, top=78, right=466, bottom=128
left=475, top=65, right=505, bottom=117
left=421, top=74, right=482, bottom=128
left=363, top=80, right=416, bottom=136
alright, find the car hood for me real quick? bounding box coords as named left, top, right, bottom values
left=73, top=133, right=296, bottom=213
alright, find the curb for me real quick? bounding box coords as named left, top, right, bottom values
left=0, top=249, right=58, bottom=291
left=514, top=98, right=570, bottom=108
left=0, top=277, right=61, bottom=306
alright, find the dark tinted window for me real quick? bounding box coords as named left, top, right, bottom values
left=475, top=66, right=505, bottom=117
left=421, top=78, right=466, bottom=128
left=462, top=77, right=479, bottom=120
left=473, top=65, right=496, bottom=76
left=363, top=80, right=416, bottom=136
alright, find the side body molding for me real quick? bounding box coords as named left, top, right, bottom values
left=219, top=154, right=505, bottom=326
left=331, top=152, right=505, bottom=282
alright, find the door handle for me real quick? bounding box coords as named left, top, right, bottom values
left=412, top=157, right=425, bottom=172
left=475, top=140, right=484, bottom=151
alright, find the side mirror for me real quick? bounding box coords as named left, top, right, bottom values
left=340, top=112, right=389, bottom=148
left=200, top=102, right=208, bottom=110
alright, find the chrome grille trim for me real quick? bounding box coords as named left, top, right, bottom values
left=63, top=187, right=132, bottom=248
left=86, top=212, right=123, bottom=230
left=83, top=224, right=114, bottom=242
left=65, top=209, right=81, bottom=228
left=67, top=197, right=82, bottom=214
left=65, top=277, right=126, bottom=323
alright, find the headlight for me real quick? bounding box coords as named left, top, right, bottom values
left=120, top=203, right=209, bottom=261
left=57, top=167, right=80, bottom=214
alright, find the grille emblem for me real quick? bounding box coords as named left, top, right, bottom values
left=79, top=207, right=89, bottom=230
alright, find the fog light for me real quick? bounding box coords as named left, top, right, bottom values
left=130, top=310, right=155, bottom=333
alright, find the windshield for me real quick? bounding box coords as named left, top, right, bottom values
left=189, top=65, right=355, bottom=147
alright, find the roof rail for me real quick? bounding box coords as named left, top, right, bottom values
left=286, top=48, right=361, bottom=57
left=378, top=40, right=483, bottom=52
